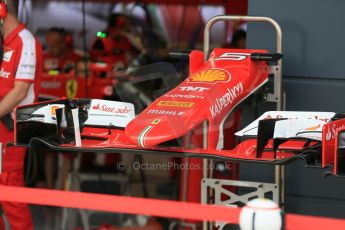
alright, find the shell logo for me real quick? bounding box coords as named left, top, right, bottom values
left=50, top=106, right=60, bottom=116
left=188, top=69, right=230, bottom=84
left=305, top=124, right=321, bottom=131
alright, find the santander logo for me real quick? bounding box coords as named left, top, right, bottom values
left=325, top=123, right=345, bottom=141
left=92, top=103, right=131, bottom=114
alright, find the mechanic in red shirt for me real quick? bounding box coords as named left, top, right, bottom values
left=43, top=27, right=82, bottom=73
left=0, top=0, right=42, bottom=229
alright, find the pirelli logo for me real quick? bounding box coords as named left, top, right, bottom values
left=157, top=101, right=194, bottom=108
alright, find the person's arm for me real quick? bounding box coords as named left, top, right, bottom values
left=1, top=28, right=39, bottom=119
left=0, top=81, right=31, bottom=118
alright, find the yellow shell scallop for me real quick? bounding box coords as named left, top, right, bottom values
left=190, top=69, right=228, bottom=83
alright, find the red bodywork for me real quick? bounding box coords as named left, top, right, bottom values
left=125, top=48, right=269, bottom=149
left=321, top=118, right=345, bottom=175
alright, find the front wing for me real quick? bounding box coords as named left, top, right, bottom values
left=13, top=98, right=345, bottom=170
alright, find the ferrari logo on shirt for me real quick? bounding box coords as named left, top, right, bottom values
left=66, top=79, right=78, bottom=99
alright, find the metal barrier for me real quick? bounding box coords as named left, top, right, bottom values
left=0, top=185, right=344, bottom=230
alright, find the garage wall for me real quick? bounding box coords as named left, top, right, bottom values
left=28, top=1, right=108, bottom=49
left=247, top=0, right=345, bottom=78
left=241, top=0, right=345, bottom=218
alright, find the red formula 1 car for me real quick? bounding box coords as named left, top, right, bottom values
left=13, top=45, right=345, bottom=177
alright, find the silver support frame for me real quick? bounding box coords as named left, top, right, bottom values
left=204, top=15, right=283, bottom=109
left=202, top=121, right=209, bottom=230
left=201, top=178, right=278, bottom=230
left=202, top=15, right=285, bottom=230
left=201, top=178, right=279, bottom=206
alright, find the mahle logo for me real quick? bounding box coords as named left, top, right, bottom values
left=188, top=69, right=230, bottom=84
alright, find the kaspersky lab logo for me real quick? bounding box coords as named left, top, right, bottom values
left=187, top=69, right=230, bottom=84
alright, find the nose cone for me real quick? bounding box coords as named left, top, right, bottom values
left=125, top=113, right=187, bottom=148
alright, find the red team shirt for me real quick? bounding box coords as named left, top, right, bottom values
left=0, top=23, right=42, bottom=171
left=43, top=49, right=81, bottom=72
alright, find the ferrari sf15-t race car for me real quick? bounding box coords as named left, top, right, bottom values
left=13, top=47, right=345, bottom=177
